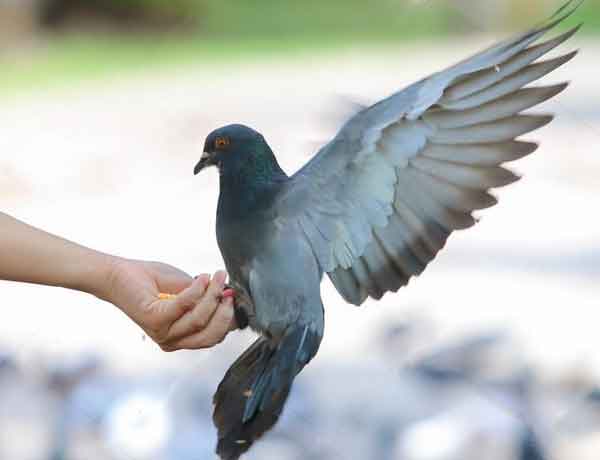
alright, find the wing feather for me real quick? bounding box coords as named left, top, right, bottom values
left=421, top=141, right=538, bottom=166
left=426, top=84, right=568, bottom=128
left=410, top=157, right=520, bottom=190
left=277, top=1, right=580, bottom=305
left=440, top=25, right=580, bottom=103
left=396, top=185, right=477, bottom=232
left=440, top=53, right=576, bottom=111
left=429, top=115, right=554, bottom=144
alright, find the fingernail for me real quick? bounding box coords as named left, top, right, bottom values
left=196, top=274, right=210, bottom=286
left=214, top=271, right=227, bottom=286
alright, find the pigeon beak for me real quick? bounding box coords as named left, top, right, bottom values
left=194, top=152, right=214, bottom=175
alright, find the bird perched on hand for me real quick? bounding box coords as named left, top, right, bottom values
left=193, top=2, right=582, bottom=458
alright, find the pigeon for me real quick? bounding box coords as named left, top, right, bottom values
left=193, top=2, right=582, bottom=458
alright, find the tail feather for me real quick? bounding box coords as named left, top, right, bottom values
left=213, top=325, right=321, bottom=460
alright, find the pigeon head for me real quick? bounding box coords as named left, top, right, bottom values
left=194, top=124, right=284, bottom=182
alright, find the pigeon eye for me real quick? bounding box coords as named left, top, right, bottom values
left=215, top=137, right=230, bottom=149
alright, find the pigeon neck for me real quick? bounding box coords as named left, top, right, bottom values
left=218, top=149, right=287, bottom=216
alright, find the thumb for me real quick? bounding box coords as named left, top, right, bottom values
left=151, top=263, right=194, bottom=294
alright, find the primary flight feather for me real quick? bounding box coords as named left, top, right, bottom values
left=192, top=2, right=582, bottom=458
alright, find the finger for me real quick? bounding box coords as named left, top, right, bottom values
left=160, top=274, right=210, bottom=324
left=163, top=298, right=235, bottom=351
left=165, top=271, right=227, bottom=342
left=204, top=270, right=228, bottom=302
left=174, top=273, right=211, bottom=308
left=229, top=314, right=239, bottom=331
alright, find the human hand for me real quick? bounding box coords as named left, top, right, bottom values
left=98, top=258, right=237, bottom=351
left=0, top=212, right=236, bottom=350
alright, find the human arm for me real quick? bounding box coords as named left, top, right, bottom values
left=0, top=212, right=236, bottom=350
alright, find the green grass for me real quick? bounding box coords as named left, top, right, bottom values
left=1, top=0, right=597, bottom=98
left=0, top=36, right=383, bottom=98
left=198, top=0, right=454, bottom=40
left=0, top=36, right=294, bottom=94
left=579, top=1, right=600, bottom=31
left=0, top=1, right=454, bottom=97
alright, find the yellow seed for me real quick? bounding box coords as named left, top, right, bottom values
left=235, top=440, right=247, bottom=445
left=158, top=293, right=177, bottom=300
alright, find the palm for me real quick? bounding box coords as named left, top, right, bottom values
left=102, top=259, right=235, bottom=351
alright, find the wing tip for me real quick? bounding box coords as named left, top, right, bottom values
left=559, top=48, right=580, bottom=64
left=488, top=192, right=499, bottom=208
left=522, top=113, right=555, bottom=129
left=531, top=23, right=581, bottom=59
left=518, top=140, right=540, bottom=156
left=500, top=167, right=522, bottom=186
left=542, top=81, right=571, bottom=99
left=534, top=114, right=555, bottom=130
left=570, top=22, right=585, bottom=36
left=536, top=48, right=579, bottom=76
left=528, top=0, right=583, bottom=46
left=549, top=0, right=585, bottom=24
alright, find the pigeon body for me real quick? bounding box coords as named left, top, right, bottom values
left=197, top=125, right=324, bottom=459
left=193, top=2, right=582, bottom=458
left=201, top=125, right=324, bottom=339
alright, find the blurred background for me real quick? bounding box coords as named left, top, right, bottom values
left=1, top=0, right=599, bottom=459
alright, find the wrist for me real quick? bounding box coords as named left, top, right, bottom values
left=72, top=249, right=120, bottom=302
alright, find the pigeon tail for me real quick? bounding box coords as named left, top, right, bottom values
left=213, top=325, right=321, bottom=460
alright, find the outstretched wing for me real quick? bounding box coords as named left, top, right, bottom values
left=277, top=0, right=582, bottom=305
